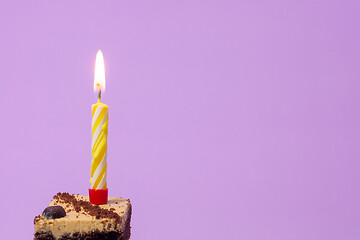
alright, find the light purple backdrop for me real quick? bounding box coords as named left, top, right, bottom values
left=1, top=1, right=360, bottom=239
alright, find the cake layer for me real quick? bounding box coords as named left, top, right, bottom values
left=34, top=193, right=131, bottom=240
left=34, top=229, right=130, bottom=240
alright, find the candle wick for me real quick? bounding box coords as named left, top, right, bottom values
left=97, top=83, right=102, bottom=102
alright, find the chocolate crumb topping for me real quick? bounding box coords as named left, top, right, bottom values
left=34, top=215, right=41, bottom=224
left=53, top=192, right=121, bottom=224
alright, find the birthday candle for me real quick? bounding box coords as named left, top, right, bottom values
left=90, top=50, right=108, bottom=190
left=90, top=100, right=108, bottom=189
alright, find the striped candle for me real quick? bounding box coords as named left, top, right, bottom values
left=89, top=50, right=109, bottom=204
left=90, top=100, right=109, bottom=190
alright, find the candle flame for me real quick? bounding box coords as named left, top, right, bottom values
left=94, top=50, right=105, bottom=93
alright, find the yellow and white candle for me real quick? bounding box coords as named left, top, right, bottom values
left=90, top=50, right=108, bottom=190
left=90, top=100, right=108, bottom=189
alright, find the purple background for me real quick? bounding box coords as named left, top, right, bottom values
left=0, top=1, right=360, bottom=239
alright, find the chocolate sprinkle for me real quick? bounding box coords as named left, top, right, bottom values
left=34, top=215, right=41, bottom=224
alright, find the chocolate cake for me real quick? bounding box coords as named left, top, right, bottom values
left=34, top=193, right=132, bottom=240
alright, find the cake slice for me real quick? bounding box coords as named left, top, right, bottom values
left=34, top=192, right=132, bottom=240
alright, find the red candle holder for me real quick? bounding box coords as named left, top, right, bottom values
left=89, top=188, right=108, bottom=205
